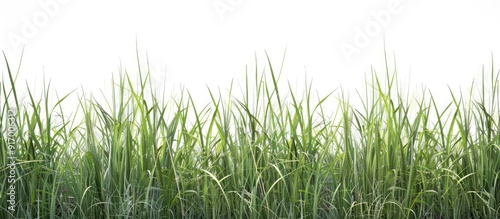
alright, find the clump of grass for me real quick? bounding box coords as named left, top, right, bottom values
left=1, top=50, right=500, bottom=218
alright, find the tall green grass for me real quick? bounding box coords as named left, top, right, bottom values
left=1, top=50, right=500, bottom=218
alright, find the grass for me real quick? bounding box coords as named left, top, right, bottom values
left=1, top=49, right=500, bottom=218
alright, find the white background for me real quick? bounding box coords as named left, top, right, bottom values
left=1, top=0, right=500, bottom=111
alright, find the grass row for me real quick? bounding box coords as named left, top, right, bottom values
left=1, top=50, right=500, bottom=218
